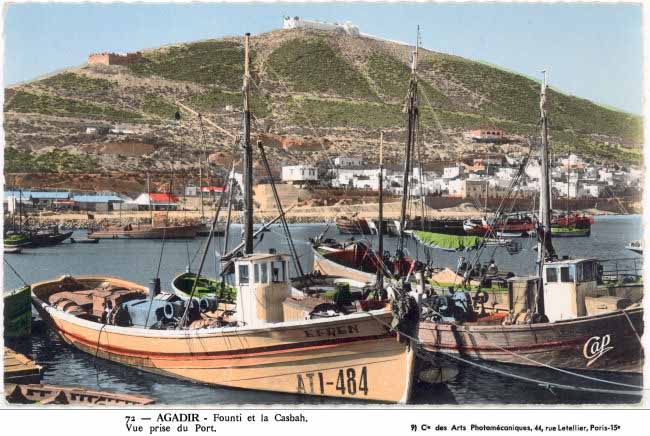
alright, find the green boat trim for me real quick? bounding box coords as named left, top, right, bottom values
left=413, top=231, right=483, bottom=251
left=171, top=272, right=237, bottom=302
left=550, top=225, right=590, bottom=236
left=4, top=233, right=30, bottom=247
left=4, top=285, right=32, bottom=338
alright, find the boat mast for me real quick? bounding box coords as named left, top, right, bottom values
left=536, top=70, right=557, bottom=313
left=198, top=115, right=205, bottom=221
left=397, top=27, right=420, bottom=256
left=146, top=173, right=153, bottom=224
left=377, top=132, right=384, bottom=289
left=241, top=33, right=254, bottom=255
left=222, top=161, right=236, bottom=256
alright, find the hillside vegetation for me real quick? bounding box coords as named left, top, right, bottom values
left=3, top=28, right=642, bottom=176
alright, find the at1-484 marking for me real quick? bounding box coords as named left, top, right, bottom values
left=296, top=367, right=368, bottom=396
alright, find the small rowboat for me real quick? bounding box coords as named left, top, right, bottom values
left=171, top=271, right=236, bottom=302
left=70, top=237, right=100, bottom=244
left=4, top=246, right=23, bottom=254
left=5, top=383, right=155, bottom=405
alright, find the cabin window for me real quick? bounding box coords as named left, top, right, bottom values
left=239, top=265, right=250, bottom=284
left=254, top=264, right=260, bottom=283
left=261, top=262, right=268, bottom=283
left=560, top=266, right=574, bottom=283
left=271, top=260, right=286, bottom=282
left=546, top=267, right=558, bottom=283
left=582, top=262, right=594, bottom=282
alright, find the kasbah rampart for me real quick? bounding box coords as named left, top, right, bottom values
left=87, top=51, right=142, bottom=66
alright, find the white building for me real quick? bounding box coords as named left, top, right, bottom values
left=580, top=184, right=601, bottom=198
left=334, top=156, right=363, bottom=168
left=283, top=16, right=360, bottom=36
left=281, top=165, right=318, bottom=184
left=443, top=165, right=464, bottom=180
left=495, top=167, right=518, bottom=180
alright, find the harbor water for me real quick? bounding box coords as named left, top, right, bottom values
left=3, top=215, right=643, bottom=405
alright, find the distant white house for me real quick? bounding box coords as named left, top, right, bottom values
left=443, top=165, right=464, bottom=180
left=334, top=156, right=363, bottom=168
left=281, top=165, right=318, bottom=184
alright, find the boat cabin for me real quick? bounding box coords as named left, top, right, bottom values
left=543, top=258, right=603, bottom=322
left=233, top=252, right=292, bottom=327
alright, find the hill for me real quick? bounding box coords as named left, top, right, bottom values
left=3, top=28, right=643, bottom=183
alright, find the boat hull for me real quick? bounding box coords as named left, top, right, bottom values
left=4, top=286, right=32, bottom=338
left=32, top=276, right=414, bottom=403
left=28, top=231, right=73, bottom=247
left=312, top=247, right=377, bottom=284
left=88, top=225, right=199, bottom=239
left=336, top=218, right=372, bottom=235
left=419, top=307, right=643, bottom=373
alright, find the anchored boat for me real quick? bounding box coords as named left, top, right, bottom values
left=418, top=72, right=644, bottom=375
left=31, top=270, right=415, bottom=402
left=4, top=285, right=32, bottom=338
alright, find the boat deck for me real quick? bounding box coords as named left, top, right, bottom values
left=4, top=347, right=43, bottom=384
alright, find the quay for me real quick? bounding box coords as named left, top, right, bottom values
left=4, top=347, right=43, bottom=384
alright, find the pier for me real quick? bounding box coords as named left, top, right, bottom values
left=4, top=347, right=43, bottom=384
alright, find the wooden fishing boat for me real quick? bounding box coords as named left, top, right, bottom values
left=419, top=74, right=644, bottom=375
left=88, top=223, right=199, bottom=239
left=336, top=216, right=372, bottom=235
left=312, top=238, right=422, bottom=284
left=4, top=285, right=32, bottom=338
left=28, top=228, right=74, bottom=247
left=419, top=259, right=644, bottom=373
left=5, top=383, right=155, bottom=405
left=4, top=232, right=30, bottom=248
left=406, top=218, right=467, bottom=235
left=31, top=269, right=416, bottom=403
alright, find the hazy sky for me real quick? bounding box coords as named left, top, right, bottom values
left=2, top=1, right=643, bottom=114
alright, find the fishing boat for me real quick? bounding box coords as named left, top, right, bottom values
left=4, top=285, right=32, bottom=338
left=87, top=222, right=200, bottom=239
left=336, top=216, right=372, bottom=235
left=31, top=270, right=415, bottom=403
left=407, top=218, right=467, bottom=235
left=5, top=383, right=155, bottom=405
left=626, top=241, right=643, bottom=255
left=32, top=33, right=417, bottom=403
left=4, top=232, right=30, bottom=248
left=464, top=215, right=535, bottom=238
left=418, top=72, right=644, bottom=375
left=25, top=226, right=74, bottom=247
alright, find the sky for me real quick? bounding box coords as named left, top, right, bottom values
left=2, top=1, right=644, bottom=114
